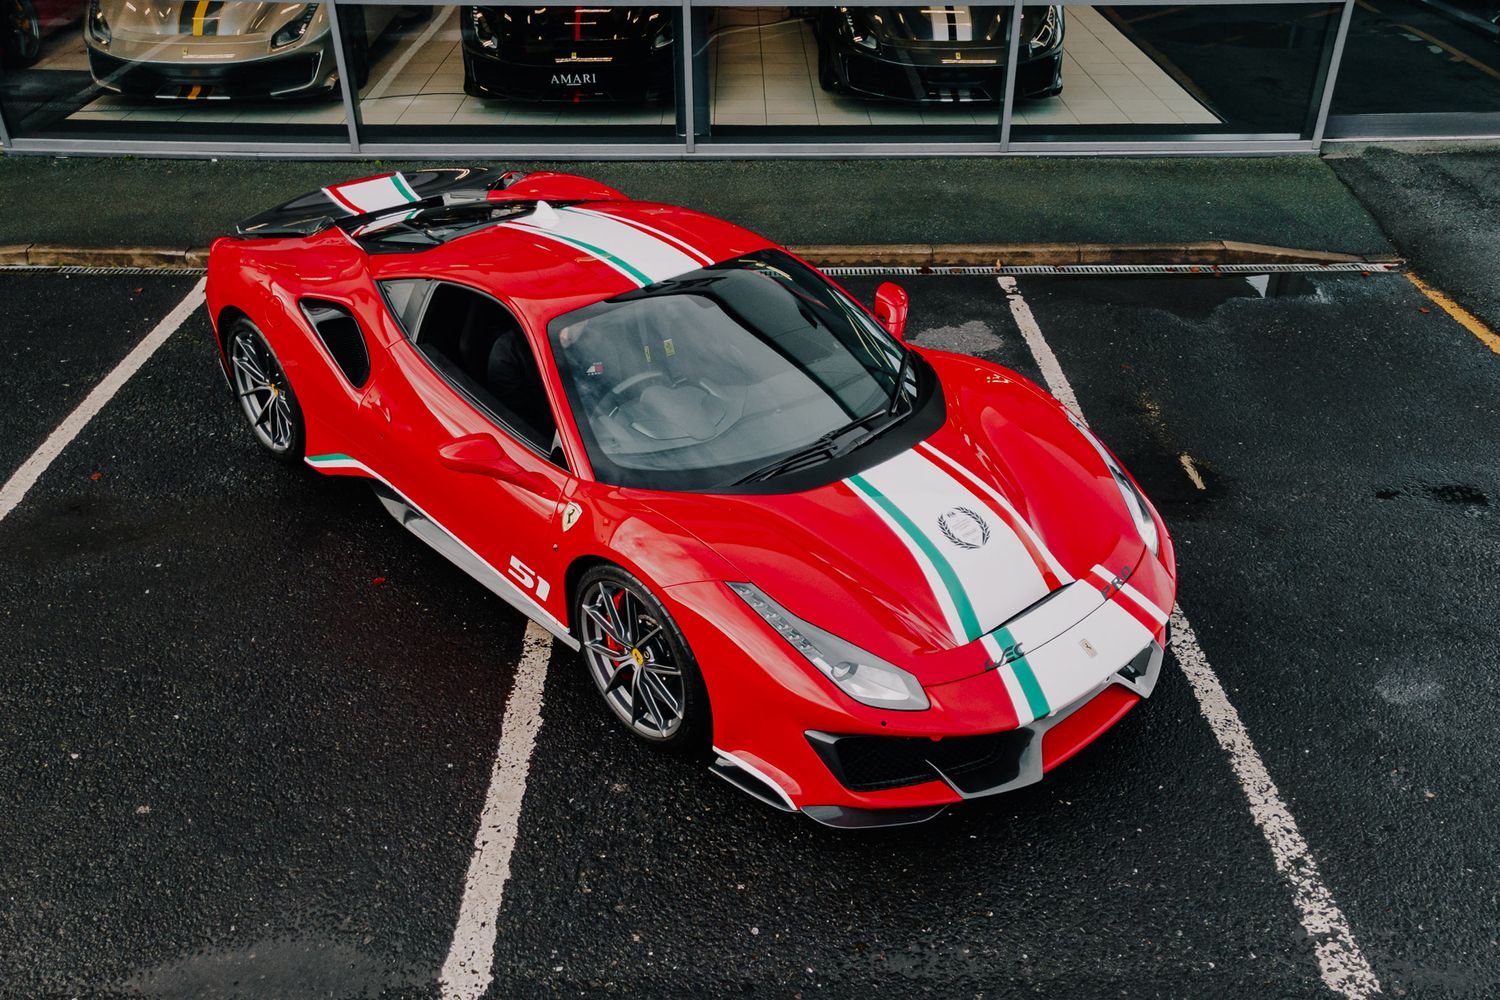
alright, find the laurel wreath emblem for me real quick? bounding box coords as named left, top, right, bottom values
left=938, top=506, right=991, bottom=549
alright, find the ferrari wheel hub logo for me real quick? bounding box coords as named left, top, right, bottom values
left=938, top=506, right=990, bottom=549
left=629, top=647, right=645, bottom=667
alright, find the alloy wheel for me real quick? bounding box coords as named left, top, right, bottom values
left=229, top=331, right=296, bottom=454
left=580, top=580, right=686, bottom=739
left=6, top=0, right=40, bottom=63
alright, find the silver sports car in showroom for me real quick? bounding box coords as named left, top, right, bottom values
left=84, top=1, right=423, bottom=100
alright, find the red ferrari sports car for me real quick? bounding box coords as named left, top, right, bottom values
left=208, top=168, right=1177, bottom=828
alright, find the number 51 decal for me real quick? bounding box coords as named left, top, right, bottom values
left=508, top=555, right=551, bottom=601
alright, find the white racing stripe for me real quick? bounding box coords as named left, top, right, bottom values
left=507, top=206, right=704, bottom=288
left=852, top=447, right=1052, bottom=643
left=998, top=276, right=1381, bottom=1000
left=439, top=622, right=554, bottom=1000
left=0, top=279, right=206, bottom=524
left=1023, top=598, right=1154, bottom=709
left=567, top=206, right=716, bottom=266
left=323, top=172, right=420, bottom=215
left=916, top=440, right=1072, bottom=584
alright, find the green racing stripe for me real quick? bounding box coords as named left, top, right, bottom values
left=847, top=472, right=983, bottom=642
left=995, top=625, right=1051, bottom=719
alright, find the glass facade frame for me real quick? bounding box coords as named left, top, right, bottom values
left=0, top=0, right=1495, bottom=156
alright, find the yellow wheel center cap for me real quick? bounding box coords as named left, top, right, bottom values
left=270, top=385, right=279, bottom=397
left=629, top=647, right=644, bottom=667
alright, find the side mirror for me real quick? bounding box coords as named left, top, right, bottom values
left=438, top=433, right=525, bottom=480
left=873, top=281, right=910, bottom=341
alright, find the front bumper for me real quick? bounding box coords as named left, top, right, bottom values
left=666, top=555, right=1175, bottom=829
left=827, top=44, right=1062, bottom=103
left=86, top=36, right=336, bottom=100
left=461, top=44, right=673, bottom=104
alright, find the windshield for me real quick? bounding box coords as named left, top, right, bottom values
left=548, top=249, right=917, bottom=491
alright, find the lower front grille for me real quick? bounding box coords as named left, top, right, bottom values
left=807, top=729, right=1035, bottom=793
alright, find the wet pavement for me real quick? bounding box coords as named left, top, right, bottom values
left=0, top=267, right=1496, bottom=999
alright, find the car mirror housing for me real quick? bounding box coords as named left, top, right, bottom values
left=874, top=281, right=910, bottom=340
left=438, top=433, right=536, bottom=486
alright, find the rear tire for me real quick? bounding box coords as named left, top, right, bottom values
left=575, top=564, right=711, bottom=753
left=226, top=318, right=306, bottom=464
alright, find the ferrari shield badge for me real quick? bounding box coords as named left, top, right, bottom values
left=561, top=502, right=583, bottom=533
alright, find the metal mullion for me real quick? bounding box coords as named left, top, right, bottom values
left=0, top=101, right=12, bottom=148
left=999, top=0, right=1024, bottom=150
left=681, top=0, right=694, bottom=153
left=326, top=1, right=363, bottom=152
left=1311, top=0, right=1355, bottom=145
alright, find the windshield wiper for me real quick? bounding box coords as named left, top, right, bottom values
left=732, top=407, right=892, bottom=485
left=887, top=347, right=913, bottom=416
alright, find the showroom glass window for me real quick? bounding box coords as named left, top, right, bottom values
left=0, top=0, right=353, bottom=142
left=1325, top=0, right=1500, bottom=136
left=1006, top=2, right=1341, bottom=142
left=341, top=3, right=683, bottom=145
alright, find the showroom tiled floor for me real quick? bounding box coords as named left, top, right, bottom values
left=59, top=5, right=1218, bottom=131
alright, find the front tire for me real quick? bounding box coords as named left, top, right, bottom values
left=817, top=38, right=841, bottom=93
left=2, top=0, right=42, bottom=68
left=226, top=319, right=306, bottom=464
left=576, top=565, right=711, bottom=752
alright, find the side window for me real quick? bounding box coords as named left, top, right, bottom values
left=398, top=282, right=563, bottom=465
left=300, top=299, right=372, bottom=388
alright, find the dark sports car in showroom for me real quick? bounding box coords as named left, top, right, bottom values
left=814, top=4, right=1063, bottom=103
left=84, top=2, right=422, bottom=101
left=210, top=167, right=1174, bottom=829
left=461, top=6, right=674, bottom=103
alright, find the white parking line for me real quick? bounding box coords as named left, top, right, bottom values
left=0, top=279, right=206, bottom=524
left=439, top=621, right=553, bottom=1000
left=996, top=276, right=1382, bottom=1000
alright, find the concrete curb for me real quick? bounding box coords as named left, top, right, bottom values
left=1, top=241, right=1399, bottom=271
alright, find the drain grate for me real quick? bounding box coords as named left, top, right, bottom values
left=823, top=261, right=1402, bottom=277
left=1, top=261, right=1401, bottom=278
left=0, top=264, right=208, bottom=276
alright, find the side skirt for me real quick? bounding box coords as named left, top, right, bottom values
left=368, top=481, right=580, bottom=651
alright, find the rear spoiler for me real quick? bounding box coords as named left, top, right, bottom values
left=233, top=168, right=628, bottom=239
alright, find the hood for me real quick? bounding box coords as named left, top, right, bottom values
left=643, top=353, right=1146, bottom=687
left=478, top=5, right=672, bottom=45
left=99, top=0, right=321, bottom=40
left=862, top=6, right=1010, bottom=46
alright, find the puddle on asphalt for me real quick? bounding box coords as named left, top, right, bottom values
left=1024, top=272, right=1336, bottom=318
left=1375, top=483, right=1491, bottom=510
left=121, top=937, right=430, bottom=999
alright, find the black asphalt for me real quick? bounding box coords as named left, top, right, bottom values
left=1330, top=142, right=1500, bottom=333
left=1, top=268, right=1497, bottom=998
left=0, top=273, right=196, bottom=483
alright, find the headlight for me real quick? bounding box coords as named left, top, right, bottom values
left=729, top=583, right=929, bottom=711
left=470, top=7, right=498, bottom=51
left=271, top=4, right=318, bottom=51
left=1028, top=6, right=1061, bottom=53
left=88, top=0, right=110, bottom=47
left=1066, top=411, right=1161, bottom=556
left=838, top=7, right=879, bottom=51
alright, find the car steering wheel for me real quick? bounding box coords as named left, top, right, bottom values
left=606, top=370, right=670, bottom=401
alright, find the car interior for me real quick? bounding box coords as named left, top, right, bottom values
left=410, top=282, right=564, bottom=466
